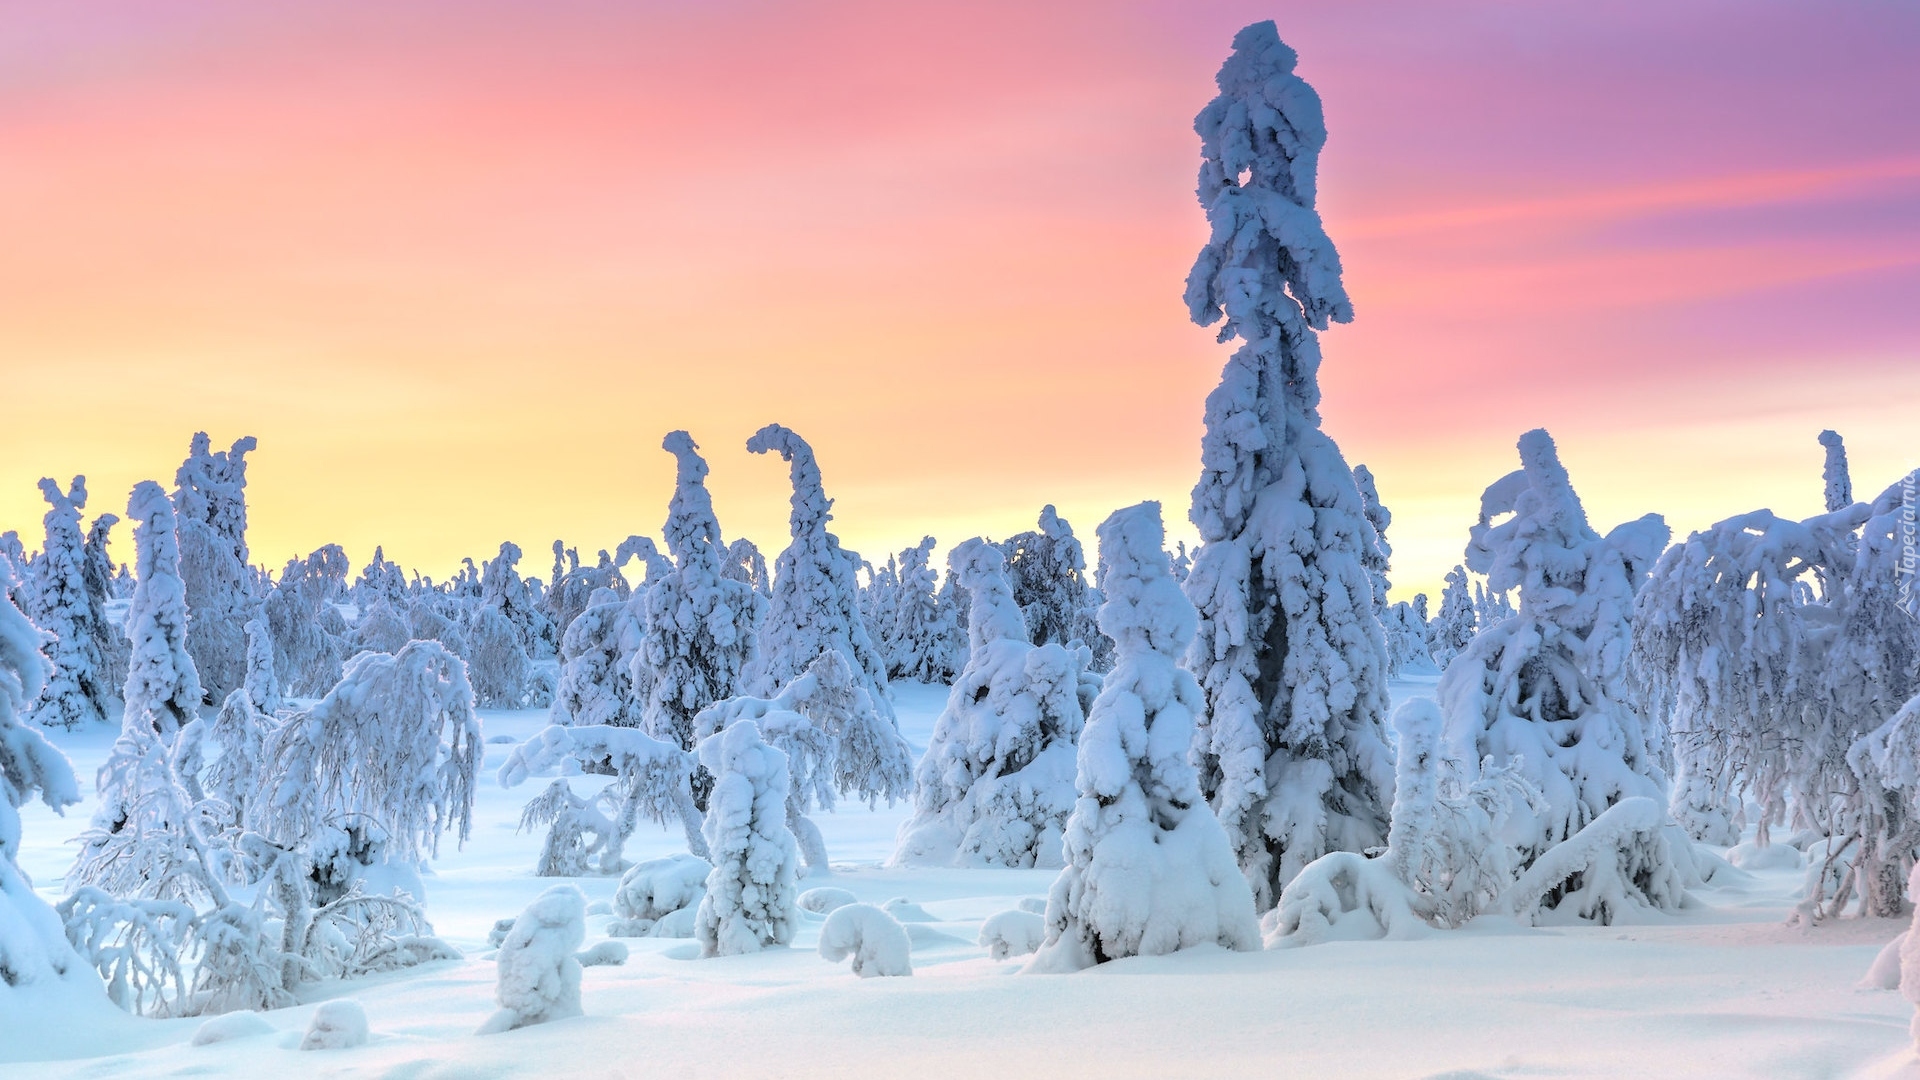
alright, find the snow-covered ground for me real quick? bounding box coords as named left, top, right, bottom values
left=8, top=677, right=1912, bottom=1079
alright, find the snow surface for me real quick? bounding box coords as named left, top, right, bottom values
left=5, top=676, right=1912, bottom=1077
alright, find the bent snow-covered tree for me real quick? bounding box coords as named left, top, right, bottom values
left=1636, top=457, right=1920, bottom=917
left=744, top=424, right=894, bottom=721
left=1179, top=21, right=1394, bottom=908
left=1031, top=502, right=1259, bottom=970
left=632, top=433, right=764, bottom=752
left=1439, top=429, right=1681, bottom=919
left=893, top=539, right=1086, bottom=868
left=27, top=477, right=117, bottom=730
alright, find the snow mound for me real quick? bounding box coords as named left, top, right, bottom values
left=192, top=1011, right=273, bottom=1046
left=300, top=999, right=368, bottom=1050
left=797, top=887, right=858, bottom=915
left=576, top=941, right=628, bottom=967
left=881, top=897, right=936, bottom=922
left=818, top=904, right=912, bottom=977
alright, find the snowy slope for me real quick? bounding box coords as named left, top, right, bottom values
left=6, top=677, right=1911, bottom=1079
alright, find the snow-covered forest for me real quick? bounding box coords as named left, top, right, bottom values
left=3, top=13, right=1918, bottom=1080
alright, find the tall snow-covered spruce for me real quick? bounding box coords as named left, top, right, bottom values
left=1030, top=503, right=1258, bottom=970
left=172, top=433, right=258, bottom=703
left=118, top=482, right=203, bottom=736
left=1179, top=21, right=1393, bottom=908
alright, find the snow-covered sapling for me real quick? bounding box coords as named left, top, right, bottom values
left=609, top=853, right=711, bottom=937
left=978, top=909, right=1045, bottom=961
left=694, top=720, right=798, bottom=956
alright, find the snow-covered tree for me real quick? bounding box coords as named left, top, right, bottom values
left=1352, top=464, right=1393, bottom=619
left=1637, top=463, right=1920, bottom=917
left=1427, top=566, right=1477, bottom=670
left=172, top=433, right=258, bottom=703
left=251, top=640, right=481, bottom=865
left=1002, top=506, right=1102, bottom=659
left=466, top=543, right=545, bottom=708
left=695, top=649, right=912, bottom=873
left=1820, top=429, right=1854, bottom=513
left=264, top=547, right=350, bottom=697
left=928, top=568, right=969, bottom=683
left=1030, top=502, right=1259, bottom=970
left=27, top=477, right=117, bottom=729
left=1179, top=21, right=1395, bottom=909
left=1439, top=429, right=1679, bottom=917
left=722, top=537, right=772, bottom=598
left=893, top=538, right=1086, bottom=868
left=0, top=563, right=94, bottom=1002
left=81, top=511, right=129, bottom=697
left=550, top=586, right=646, bottom=728
left=873, top=537, right=947, bottom=682
left=498, top=722, right=708, bottom=871
left=745, top=425, right=894, bottom=721
left=1473, top=579, right=1515, bottom=627
left=118, top=483, right=203, bottom=737
left=694, top=720, right=798, bottom=956
left=632, top=433, right=764, bottom=753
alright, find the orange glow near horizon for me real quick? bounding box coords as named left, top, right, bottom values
left=2, top=1, right=1915, bottom=601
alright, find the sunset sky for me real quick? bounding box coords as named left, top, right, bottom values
left=2, top=0, right=1915, bottom=600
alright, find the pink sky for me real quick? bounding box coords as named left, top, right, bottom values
left=1, top=0, right=1914, bottom=599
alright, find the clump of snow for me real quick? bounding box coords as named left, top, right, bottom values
left=609, top=853, right=709, bottom=936
left=300, top=998, right=368, bottom=1050
left=479, top=886, right=586, bottom=1034
left=694, top=720, right=798, bottom=956
left=817, top=903, right=912, bottom=977
left=797, top=887, right=857, bottom=915
left=978, top=909, right=1045, bottom=961
left=1032, top=502, right=1259, bottom=970
left=893, top=538, right=1085, bottom=869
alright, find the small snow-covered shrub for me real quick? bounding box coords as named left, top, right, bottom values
left=1499, top=798, right=1684, bottom=925
left=609, top=853, right=710, bottom=936
left=1264, top=852, right=1433, bottom=948
left=499, top=723, right=706, bottom=871
left=695, top=720, right=798, bottom=957
left=479, top=886, right=586, bottom=1034
left=818, top=903, right=912, bottom=977
left=300, top=998, right=368, bottom=1050
left=978, top=910, right=1045, bottom=961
